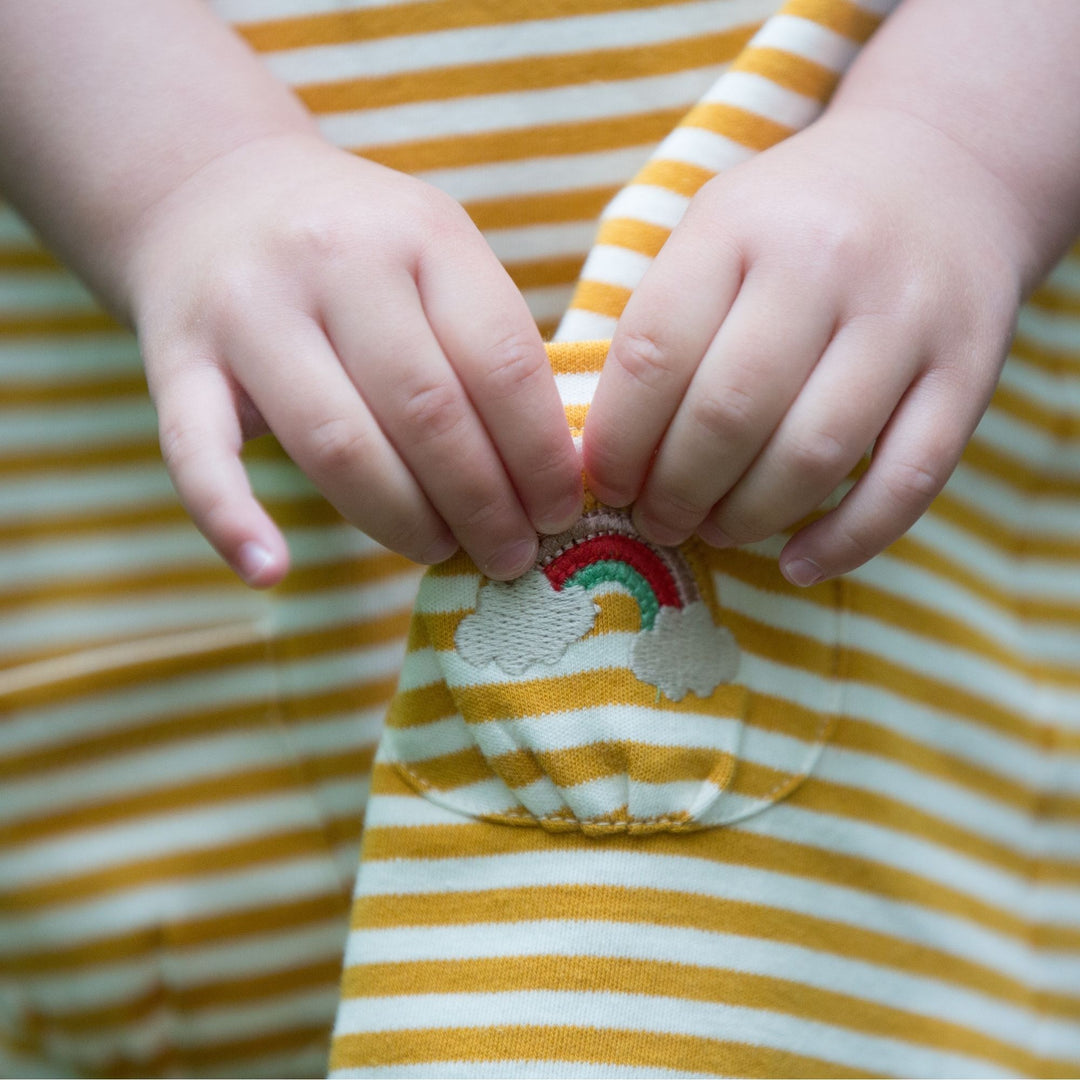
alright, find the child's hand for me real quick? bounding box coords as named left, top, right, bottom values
left=584, top=108, right=1029, bottom=586
left=125, top=133, right=582, bottom=586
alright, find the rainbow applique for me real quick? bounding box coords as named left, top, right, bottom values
left=455, top=510, right=739, bottom=701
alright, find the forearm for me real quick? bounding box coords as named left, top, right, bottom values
left=0, top=0, right=316, bottom=320
left=828, top=0, right=1080, bottom=291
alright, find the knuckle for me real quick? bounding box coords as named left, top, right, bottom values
left=379, top=517, right=439, bottom=560
left=456, top=492, right=506, bottom=531
left=711, top=505, right=761, bottom=545
left=482, top=331, right=547, bottom=401
left=612, top=331, right=679, bottom=395
left=158, top=416, right=205, bottom=474
left=308, top=416, right=370, bottom=476
left=689, top=384, right=756, bottom=441
left=787, top=428, right=849, bottom=481
left=652, top=487, right=711, bottom=529
left=883, top=455, right=948, bottom=506
left=398, top=378, right=467, bottom=441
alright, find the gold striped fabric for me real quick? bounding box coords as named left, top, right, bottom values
left=329, top=1, right=1080, bottom=1076
left=0, top=1, right=776, bottom=1076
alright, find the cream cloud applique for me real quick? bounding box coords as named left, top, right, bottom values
left=454, top=510, right=739, bottom=700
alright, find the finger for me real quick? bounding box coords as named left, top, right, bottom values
left=631, top=270, right=837, bottom=546
left=417, top=226, right=582, bottom=535
left=778, top=363, right=984, bottom=586
left=324, top=277, right=540, bottom=580
left=226, top=312, right=458, bottom=567
left=584, top=198, right=745, bottom=507
left=153, top=360, right=289, bottom=588
left=701, top=321, right=920, bottom=546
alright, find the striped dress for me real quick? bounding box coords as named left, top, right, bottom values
left=3, top=0, right=1080, bottom=1077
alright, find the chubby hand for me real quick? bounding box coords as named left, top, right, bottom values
left=125, top=132, right=581, bottom=586
left=584, top=108, right=1029, bottom=586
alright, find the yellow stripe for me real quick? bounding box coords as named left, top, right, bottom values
left=239, top=0, right=744, bottom=50
left=568, top=279, right=633, bottom=319
left=0, top=676, right=396, bottom=782
left=358, top=109, right=685, bottom=172
left=4, top=893, right=347, bottom=976
left=0, top=823, right=361, bottom=911
left=778, top=0, right=884, bottom=44
left=338, top=956, right=1047, bottom=1072
left=330, top=1026, right=863, bottom=1076
left=634, top=158, right=716, bottom=198
left=732, top=45, right=839, bottom=99
left=0, top=748, right=375, bottom=848
left=298, top=29, right=754, bottom=114
left=0, top=374, right=146, bottom=406
left=0, top=247, right=58, bottom=270
left=680, top=101, right=792, bottom=150
left=0, top=311, right=120, bottom=336
left=466, top=187, right=617, bottom=231
left=360, top=779, right=1043, bottom=946
left=40, top=958, right=343, bottom=1035
left=592, top=216, right=672, bottom=259
left=350, top=884, right=1080, bottom=1019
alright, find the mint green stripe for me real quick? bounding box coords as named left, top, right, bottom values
left=564, top=560, right=659, bottom=630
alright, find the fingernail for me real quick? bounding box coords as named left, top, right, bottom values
left=783, top=556, right=824, bottom=588
left=486, top=538, right=537, bottom=579
left=696, top=522, right=732, bottom=548
left=237, top=541, right=274, bottom=585
left=422, top=534, right=459, bottom=565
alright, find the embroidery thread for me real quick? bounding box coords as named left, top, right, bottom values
left=455, top=510, right=739, bottom=700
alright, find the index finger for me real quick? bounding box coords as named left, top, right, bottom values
left=583, top=197, right=744, bottom=508
left=418, top=226, right=583, bottom=536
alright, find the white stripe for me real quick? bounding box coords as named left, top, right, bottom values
left=1015, top=306, right=1080, bottom=354
left=0, top=334, right=141, bottom=379
left=0, top=401, right=157, bottom=451
left=420, top=145, right=654, bottom=205
left=0, top=859, right=343, bottom=946
left=0, top=206, right=37, bottom=244
left=906, top=510, right=1080, bottom=599
left=264, top=1, right=774, bottom=84
left=0, top=791, right=351, bottom=888
left=0, top=272, right=97, bottom=313
left=651, top=124, right=757, bottom=176
left=21, top=919, right=347, bottom=1011
left=42, top=987, right=340, bottom=1067
left=351, top=844, right=1047, bottom=982
left=599, top=183, right=691, bottom=229
left=719, top=572, right=1080, bottom=714
left=555, top=370, right=602, bottom=406
left=522, top=282, right=578, bottom=326
left=554, top=309, right=619, bottom=340
left=484, top=221, right=599, bottom=263
left=3, top=646, right=404, bottom=754
left=0, top=458, right=309, bottom=519
left=999, top=351, right=1080, bottom=412
left=748, top=14, right=859, bottom=71
left=1, top=710, right=381, bottom=823
left=575, top=243, right=653, bottom=291
left=319, top=69, right=725, bottom=150
left=332, top=990, right=1010, bottom=1077
left=700, top=69, right=823, bottom=127
left=976, top=402, right=1080, bottom=477
left=342, top=920, right=1064, bottom=1052
left=940, top=460, right=1080, bottom=538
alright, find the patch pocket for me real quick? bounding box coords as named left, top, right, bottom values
left=385, top=504, right=845, bottom=836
